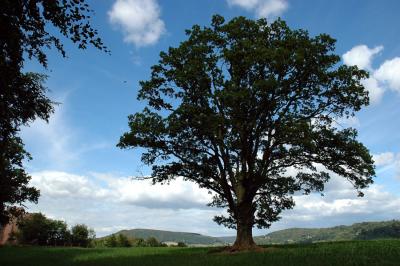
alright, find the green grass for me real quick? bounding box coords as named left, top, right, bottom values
left=1, top=240, right=399, bottom=266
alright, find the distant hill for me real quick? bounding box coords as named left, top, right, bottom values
left=112, top=229, right=225, bottom=245
left=104, top=220, right=400, bottom=246
left=253, top=220, right=400, bottom=244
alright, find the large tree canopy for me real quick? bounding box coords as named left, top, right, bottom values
left=0, top=0, right=107, bottom=225
left=119, top=15, right=375, bottom=250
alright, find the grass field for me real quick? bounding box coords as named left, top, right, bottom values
left=1, top=240, right=399, bottom=266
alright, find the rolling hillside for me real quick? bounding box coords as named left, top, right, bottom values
left=105, top=220, right=400, bottom=245
left=254, top=220, right=400, bottom=244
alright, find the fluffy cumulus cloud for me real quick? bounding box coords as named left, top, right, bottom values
left=360, top=77, right=385, bottom=105
left=30, top=171, right=212, bottom=209
left=342, top=45, right=383, bottom=70
left=27, top=171, right=223, bottom=236
left=93, top=173, right=212, bottom=209
left=375, top=57, right=400, bottom=92
left=108, top=0, right=165, bottom=46
left=278, top=182, right=400, bottom=228
left=30, top=171, right=109, bottom=199
left=227, top=0, right=288, bottom=18
left=342, top=45, right=385, bottom=104
left=343, top=44, right=400, bottom=104
left=264, top=165, right=400, bottom=233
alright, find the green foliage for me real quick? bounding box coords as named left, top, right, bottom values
left=18, top=213, right=52, bottom=245
left=47, top=220, right=71, bottom=246
left=1, top=0, right=108, bottom=68
left=104, top=234, right=118, bottom=247
left=119, top=14, right=375, bottom=246
left=71, top=224, right=94, bottom=247
left=0, top=0, right=107, bottom=225
left=146, top=237, right=164, bottom=247
left=112, top=229, right=222, bottom=245
left=1, top=240, right=400, bottom=266
left=18, top=213, right=70, bottom=246
left=99, top=234, right=168, bottom=248
left=355, top=221, right=400, bottom=240
left=134, top=238, right=147, bottom=247
left=17, top=213, right=94, bottom=247
left=0, top=72, right=50, bottom=225
left=177, top=242, right=187, bottom=247
left=117, top=234, right=132, bottom=247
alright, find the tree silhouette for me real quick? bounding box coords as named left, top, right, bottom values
left=0, top=0, right=107, bottom=224
left=119, top=15, right=375, bottom=250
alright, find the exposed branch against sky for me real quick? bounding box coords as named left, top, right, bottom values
left=21, top=0, right=400, bottom=237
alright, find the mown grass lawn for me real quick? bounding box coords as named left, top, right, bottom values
left=1, top=240, right=399, bottom=266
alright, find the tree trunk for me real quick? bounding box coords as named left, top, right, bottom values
left=231, top=202, right=257, bottom=251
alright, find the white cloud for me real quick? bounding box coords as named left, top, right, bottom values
left=373, top=152, right=395, bottom=167
left=361, top=77, right=385, bottom=105
left=108, top=0, right=165, bottom=47
left=263, top=174, right=400, bottom=233
left=227, top=0, right=288, bottom=18
left=31, top=171, right=109, bottom=199
left=342, top=45, right=383, bottom=70
left=291, top=183, right=400, bottom=218
left=228, top=0, right=259, bottom=9
left=341, top=44, right=400, bottom=105
left=30, top=171, right=212, bottom=210
left=374, top=57, right=400, bottom=92
left=95, top=173, right=212, bottom=209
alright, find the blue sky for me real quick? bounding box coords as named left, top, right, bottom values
left=21, top=0, right=400, bottom=237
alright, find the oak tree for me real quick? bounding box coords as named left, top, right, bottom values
left=118, top=15, right=375, bottom=250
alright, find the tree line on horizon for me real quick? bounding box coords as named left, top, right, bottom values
left=94, top=234, right=187, bottom=248
left=5, top=212, right=187, bottom=248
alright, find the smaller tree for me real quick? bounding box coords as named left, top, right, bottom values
left=88, top=228, right=96, bottom=246
left=146, top=237, right=162, bottom=247
left=17, top=213, right=71, bottom=246
left=177, top=241, right=187, bottom=247
left=18, top=213, right=50, bottom=245
left=47, top=220, right=70, bottom=246
left=71, top=224, right=90, bottom=247
left=104, top=234, right=118, bottom=247
left=117, top=234, right=131, bottom=247
left=133, top=237, right=146, bottom=247
left=16, top=213, right=96, bottom=247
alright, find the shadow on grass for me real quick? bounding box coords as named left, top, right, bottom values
left=1, top=240, right=400, bottom=266
left=0, top=246, right=214, bottom=266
